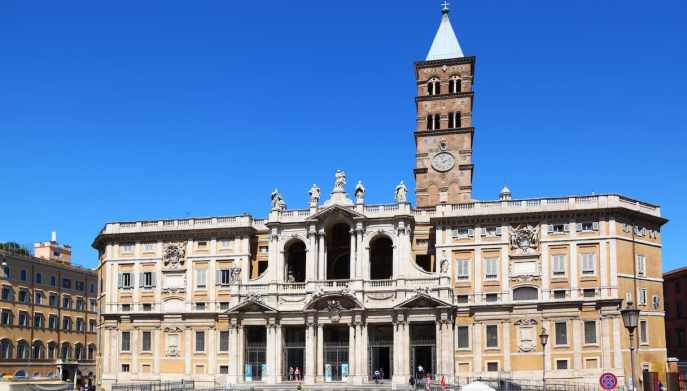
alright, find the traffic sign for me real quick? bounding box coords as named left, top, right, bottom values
left=599, top=372, right=618, bottom=390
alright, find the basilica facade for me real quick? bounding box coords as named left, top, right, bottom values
left=93, top=6, right=668, bottom=390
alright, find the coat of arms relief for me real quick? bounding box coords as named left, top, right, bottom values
left=162, top=242, right=187, bottom=270
left=514, top=319, right=538, bottom=352
left=509, top=224, right=542, bottom=282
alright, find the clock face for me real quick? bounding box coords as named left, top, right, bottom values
left=431, top=152, right=455, bottom=172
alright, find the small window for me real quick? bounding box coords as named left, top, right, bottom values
left=549, top=223, right=568, bottom=234
left=584, top=321, right=597, bottom=344
left=219, top=331, right=229, bottom=352
left=142, top=242, right=156, bottom=253
left=639, top=320, right=648, bottom=344
left=195, top=331, right=205, bottom=352
left=636, top=255, right=647, bottom=276
left=121, top=331, right=131, bottom=351
left=484, top=257, right=499, bottom=279
left=552, top=255, right=566, bottom=276
left=457, top=326, right=469, bottom=349
left=20, top=270, right=27, bottom=281
left=456, top=259, right=470, bottom=280
left=196, top=240, right=209, bottom=249
left=143, top=303, right=152, bottom=312
left=553, top=290, right=566, bottom=300
left=196, top=302, right=206, bottom=311
left=121, top=364, right=130, bottom=373
left=513, top=287, right=538, bottom=301
left=219, top=365, right=229, bottom=374
left=585, top=358, right=599, bottom=369
left=482, top=226, right=501, bottom=238
left=448, top=76, right=461, bottom=94
left=122, top=304, right=131, bottom=312
left=35, top=272, right=42, bottom=284
left=120, top=243, right=134, bottom=254
left=456, top=295, right=469, bottom=304
left=581, top=253, right=596, bottom=275
left=142, top=331, right=152, bottom=352
left=195, top=269, right=207, bottom=288
left=556, top=360, right=569, bottom=370
left=427, top=77, right=440, bottom=96
left=485, top=293, right=498, bottom=303
left=452, top=227, right=474, bottom=239
left=259, top=246, right=268, bottom=253
left=486, top=325, right=498, bottom=348
left=638, top=288, right=648, bottom=305
left=555, top=321, right=568, bottom=345
left=118, top=272, right=132, bottom=289
left=219, top=302, right=230, bottom=310
left=50, top=276, right=56, bottom=286
left=583, top=289, right=596, bottom=298
left=486, top=362, right=499, bottom=372
left=142, top=271, right=155, bottom=288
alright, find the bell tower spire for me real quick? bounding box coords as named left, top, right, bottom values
left=413, top=4, right=475, bottom=207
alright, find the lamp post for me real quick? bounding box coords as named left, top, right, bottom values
left=539, top=327, right=549, bottom=391
left=621, top=302, right=641, bottom=391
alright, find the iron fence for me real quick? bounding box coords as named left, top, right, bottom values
left=112, top=381, right=195, bottom=391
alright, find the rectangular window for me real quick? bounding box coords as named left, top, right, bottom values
left=583, top=288, right=596, bottom=298
left=62, top=278, right=72, bottom=289
left=142, top=331, right=152, bottom=351
left=456, top=295, right=469, bottom=304
left=1, top=286, right=11, bottom=301
left=486, top=325, right=498, bottom=348
left=581, top=253, right=595, bottom=274
left=35, top=292, right=43, bottom=305
left=636, top=255, right=647, bottom=276
left=76, top=298, right=84, bottom=311
left=143, top=303, right=152, bottom=312
left=585, top=358, right=599, bottom=369
left=677, top=329, right=685, bottom=347
left=457, top=326, right=469, bottom=348
left=89, top=320, right=97, bottom=332
left=195, top=331, right=205, bottom=352
left=119, top=272, right=132, bottom=288
left=484, top=257, right=499, bottom=279
left=677, top=302, right=684, bottom=319
left=34, top=314, right=44, bottom=328
left=63, top=296, right=71, bottom=309
left=552, top=255, right=566, bottom=276
left=485, top=293, right=498, bottom=303
left=486, top=362, right=499, bottom=372
left=18, top=289, right=28, bottom=303
left=1, top=310, right=12, bottom=325
left=196, top=302, right=206, bottom=311
left=196, top=240, right=208, bottom=250
left=62, top=317, right=71, bottom=330
left=259, top=246, right=268, bottom=253
left=48, top=315, right=58, bottom=329
left=555, top=321, right=568, bottom=345
left=141, top=271, right=155, bottom=288
left=90, top=299, right=97, bottom=312
left=639, top=320, right=648, bottom=344
left=584, top=321, right=597, bottom=344
left=482, top=226, right=501, bottom=237
left=49, top=294, right=57, bottom=307
left=556, top=360, right=569, bottom=370
left=219, top=302, right=230, bottom=310
left=553, top=290, right=566, bottom=300
left=121, top=364, right=130, bottom=373
left=550, top=223, right=568, bottom=234
left=452, top=227, right=474, bottom=239
left=638, top=288, right=648, bottom=305
left=18, top=311, right=28, bottom=327
left=121, top=331, right=131, bottom=351
left=219, top=331, right=229, bottom=352
left=142, top=242, right=156, bottom=253
left=219, top=269, right=233, bottom=285
left=219, top=365, right=229, bottom=374
left=456, top=259, right=470, bottom=280
left=120, top=243, right=134, bottom=254
left=195, top=269, right=207, bottom=288
left=76, top=318, right=84, bottom=332
left=122, top=304, right=131, bottom=312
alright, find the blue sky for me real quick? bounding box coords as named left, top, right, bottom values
left=1, top=1, right=685, bottom=270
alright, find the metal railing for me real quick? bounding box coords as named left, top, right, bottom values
left=112, top=381, right=194, bottom=391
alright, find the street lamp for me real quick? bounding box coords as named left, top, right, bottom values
left=621, top=302, right=641, bottom=391
left=539, top=327, right=549, bottom=391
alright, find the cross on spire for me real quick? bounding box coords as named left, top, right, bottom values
left=441, top=0, right=450, bottom=13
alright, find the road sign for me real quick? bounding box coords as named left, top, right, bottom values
left=600, top=372, right=618, bottom=390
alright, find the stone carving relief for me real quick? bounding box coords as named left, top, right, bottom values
left=243, top=292, right=264, bottom=303
left=327, top=299, right=345, bottom=322
left=510, top=224, right=540, bottom=255
left=440, top=258, right=449, bottom=274
left=162, top=242, right=186, bottom=270
left=514, top=319, right=538, bottom=352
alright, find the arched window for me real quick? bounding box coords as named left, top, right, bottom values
left=16, top=340, right=29, bottom=360
left=14, top=370, right=27, bottom=379
left=427, top=77, right=440, bottom=96
left=326, top=223, right=351, bottom=280
left=74, top=343, right=83, bottom=361
left=369, top=236, right=393, bottom=280
left=449, top=76, right=462, bottom=94
left=426, top=114, right=434, bottom=130
left=0, top=339, right=13, bottom=359
left=87, top=344, right=96, bottom=360
left=434, top=114, right=441, bottom=130
left=32, top=341, right=44, bottom=360
left=61, top=342, right=71, bottom=361
left=47, top=342, right=57, bottom=360
left=513, top=286, right=539, bottom=301
left=448, top=112, right=462, bottom=129
left=284, top=240, right=306, bottom=283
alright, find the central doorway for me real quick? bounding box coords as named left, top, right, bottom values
left=410, top=323, right=436, bottom=379
left=323, top=325, right=349, bottom=382
left=368, top=324, right=393, bottom=381
left=282, top=326, right=305, bottom=381
left=244, top=326, right=266, bottom=382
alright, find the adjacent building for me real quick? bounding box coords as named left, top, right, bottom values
left=0, top=234, right=98, bottom=381
left=92, top=5, right=669, bottom=389
left=664, top=267, right=687, bottom=365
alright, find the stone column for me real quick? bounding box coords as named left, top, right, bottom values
left=473, top=322, right=482, bottom=375
left=317, top=322, right=324, bottom=382
left=350, top=229, right=357, bottom=280
left=402, top=320, right=410, bottom=379
left=184, top=327, right=192, bottom=376
left=570, top=243, right=579, bottom=299
left=602, top=316, right=612, bottom=368
left=318, top=231, right=326, bottom=280
left=275, top=324, right=283, bottom=383
left=228, top=321, right=238, bottom=383
left=103, top=328, right=111, bottom=374
left=237, top=325, right=245, bottom=382
left=348, top=322, right=356, bottom=382
left=208, top=327, right=216, bottom=375
left=358, top=321, right=368, bottom=382
left=304, top=319, right=315, bottom=383
left=356, top=226, right=364, bottom=279
left=600, top=240, right=609, bottom=298
left=154, top=329, right=160, bottom=375
left=307, top=227, right=317, bottom=281
left=435, top=320, right=443, bottom=377
left=503, top=321, right=511, bottom=372
left=265, top=322, right=275, bottom=383
left=474, top=250, right=482, bottom=303
left=573, top=319, right=583, bottom=370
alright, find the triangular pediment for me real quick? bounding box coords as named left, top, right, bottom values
left=227, top=299, right=277, bottom=313
left=307, top=204, right=364, bottom=222
left=394, top=293, right=453, bottom=309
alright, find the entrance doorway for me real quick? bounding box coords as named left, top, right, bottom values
left=323, top=325, right=349, bottom=382
left=368, top=324, right=393, bottom=381
left=282, top=326, right=305, bottom=381
left=410, top=323, right=436, bottom=379
left=244, top=326, right=266, bottom=382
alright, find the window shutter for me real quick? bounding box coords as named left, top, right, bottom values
left=139, top=272, right=144, bottom=288
left=547, top=224, right=554, bottom=234
left=495, top=227, right=502, bottom=236
left=563, top=223, right=570, bottom=232
left=576, top=223, right=582, bottom=232
left=468, top=228, right=474, bottom=238
left=117, top=273, right=123, bottom=288
left=592, top=222, right=599, bottom=231
left=151, top=272, right=156, bottom=287
left=216, top=270, right=222, bottom=285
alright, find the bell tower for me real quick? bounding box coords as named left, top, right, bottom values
left=414, top=3, right=475, bottom=207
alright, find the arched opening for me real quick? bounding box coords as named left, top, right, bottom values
left=32, top=341, right=44, bottom=360
left=427, top=77, right=440, bottom=96
left=14, top=370, right=27, bottom=379
left=61, top=342, right=71, bottom=361
left=284, top=240, right=306, bottom=283
left=0, top=338, right=13, bottom=359
left=326, top=223, right=350, bottom=280
left=513, top=286, right=539, bottom=301
left=369, top=236, right=393, bottom=280
left=448, top=76, right=461, bottom=94
left=16, top=340, right=29, bottom=360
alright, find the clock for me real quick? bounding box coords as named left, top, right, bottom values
left=431, top=152, right=455, bottom=172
